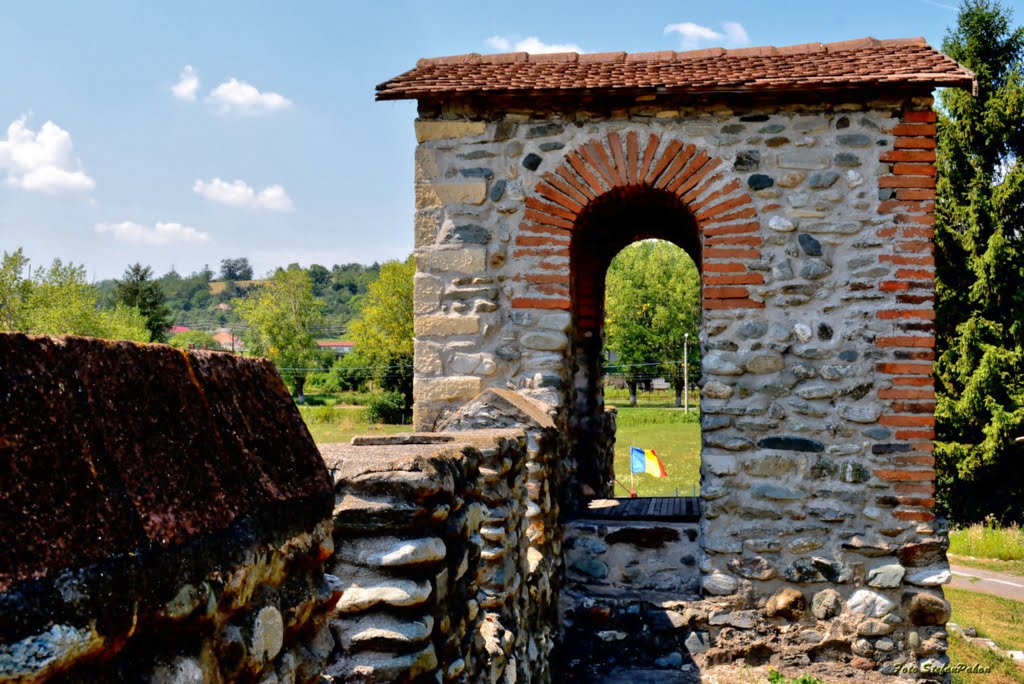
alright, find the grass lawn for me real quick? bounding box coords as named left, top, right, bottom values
left=947, top=587, right=1024, bottom=683
left=299, top=405, right=409, bottom=444
left=948, top=633, right=1024, bottom=684
left=611, top=405, right=701, bottom=497
left=950, top=524, right=1024, bottom=576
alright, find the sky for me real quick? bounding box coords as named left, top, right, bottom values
left=1, top=0, right=1020, bottom=280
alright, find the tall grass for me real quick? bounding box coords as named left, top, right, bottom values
left=949, top=522, right=1024, bottom=561
left=298, top=405, right=368, bottom=425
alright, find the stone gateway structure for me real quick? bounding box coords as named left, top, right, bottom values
left=0, top=37, right=979, bottom=684
left=373, top=37, right=976, bottom=681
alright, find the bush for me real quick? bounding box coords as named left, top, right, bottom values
left=306, top=370, right=342, bottom=395
left=366, top=391, right=407, bottom=425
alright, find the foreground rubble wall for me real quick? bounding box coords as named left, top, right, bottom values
left=0, top=334, right=338, bottom=683
left=320, top=390, right=561, bottom=683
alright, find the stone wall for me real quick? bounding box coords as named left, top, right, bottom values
left=0, top=334, right=338, bottom=683
left=561, top=517, right=702, bottom=679
left=409, top=94, right=951, bottom=677
left=320, top=390, right=561, bottom=683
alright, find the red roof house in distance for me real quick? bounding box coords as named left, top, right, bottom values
left=212, top=332, right=243, bottom=352
left=316, top=340, right=355, bottom=356
left=170, top=325, right=191, bottom=334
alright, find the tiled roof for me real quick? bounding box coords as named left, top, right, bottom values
left=377, top=37, right=975, bottom=101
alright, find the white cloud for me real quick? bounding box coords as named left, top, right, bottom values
left=720, top=22, right=750, bottom=46
left=206, top=78, right=292, bottom=114
left=171, top=65, right=199, bottom=101
left=0, top=117, right=95, bottom=193
left=193, top=177, right=294, bottom=211
left=664, top=21, right=751, bottom=50
left=95, top=221, right=211, bottom=245
left=485, top=35, right=583, bottom=54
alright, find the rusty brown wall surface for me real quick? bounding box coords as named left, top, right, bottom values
left=0, top=333, right=332, bottom=593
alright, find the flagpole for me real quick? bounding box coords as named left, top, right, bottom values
left=629, top=447, right=636, bottom=498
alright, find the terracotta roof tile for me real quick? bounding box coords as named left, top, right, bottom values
left=378, top=37, right=975, bottom=101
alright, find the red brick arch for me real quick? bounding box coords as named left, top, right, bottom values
left=511, top=130, right=767, bottom=311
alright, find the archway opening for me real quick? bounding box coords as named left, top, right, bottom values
left=568, top=185, right=702, bottom=506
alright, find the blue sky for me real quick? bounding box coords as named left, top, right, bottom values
left=1, top=0, right=1018, bottom=279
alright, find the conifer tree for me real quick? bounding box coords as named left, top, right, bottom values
left=934, top=0, right=1024, bottom=523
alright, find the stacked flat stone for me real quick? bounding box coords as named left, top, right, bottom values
left=321, top=415, right=561, bottom=683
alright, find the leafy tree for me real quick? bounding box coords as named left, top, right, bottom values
left=0, top=248, right=31, bottom=330
left=347, top=257, right=414, bottom=408
left=234, top=265, right=326, bottom=401
left=0, top=250, right=149, bottom=341
left=114, top=263, right=172, bottom=342
left=98, top=304, right=153, bottom=342
left=934, top=0, right=1024, bottom=523
left=168, top=330, right=221, bottom=350
left=220, top=257, right=253, bottom=281
left=605, top=240, right=701, bottom=406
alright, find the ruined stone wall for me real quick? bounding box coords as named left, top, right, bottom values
left=0, top=334, right=338, bottom=683
left=410, top=96, right=950, bottom=677
left=321, top=394, right=561, bottom=683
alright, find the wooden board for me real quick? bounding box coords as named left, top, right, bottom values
left=582, top=497, right=701, bottom=522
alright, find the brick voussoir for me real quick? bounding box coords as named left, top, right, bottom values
left=568, top=152, right=609, bottom=195
left=703, top=221, right=761, bottom=237
left=654, top=144, right=698, bottom=190
left=699, top=206, right=757, bottom=226
left=637, top=132, right=660, bottom=180
left=519, top=221, right=571, bottom=237
left=535, top=180, right=586, bottom=213
left=585, top=140, right=623, bottom=186
left=555, top=164, right=598, bottom=200
left=625, top=131, right=639, bottom=184
left=523, top=208, right=574, bottom=230
left=645, top=139, right=686, bottom=185
left=667, top=152, right=717, bottom=195
left=525, top=196, right=579, bottom=222
left=606, top=131, right=629, bottom=183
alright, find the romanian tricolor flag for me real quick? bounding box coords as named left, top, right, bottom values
left=630, top=446, right=668, bottom=478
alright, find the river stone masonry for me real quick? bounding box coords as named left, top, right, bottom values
left=376, top=39, right=974, bottom=680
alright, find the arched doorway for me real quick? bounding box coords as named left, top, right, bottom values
left=568, top=186, right=702, bottom=501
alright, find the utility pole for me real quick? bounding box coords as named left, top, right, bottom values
left=684, top=332, right=689, bottom=414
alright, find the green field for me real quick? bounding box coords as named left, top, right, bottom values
left=299, top=405, right=409, bottom=444
left=612, top=404, right=702, bottom=497
left=300, top=388, right=706, bottom=497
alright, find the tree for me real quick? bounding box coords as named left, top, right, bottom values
left=347, top=257, right=415, bottom=408
left=0, top=248, right=31, bottom=330
left=0, top=250, right=149, bottom=342
left=114, top=263, right=172, bottom=342
left=234, top=265, right=325, bottom=401
left=605, top=240, right=701, bottom=406
left=934, top=0, right=1024, bottom=523
left=168, top=330, right=220, bottom=350
left=220, top=257, right=253, bottom=281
